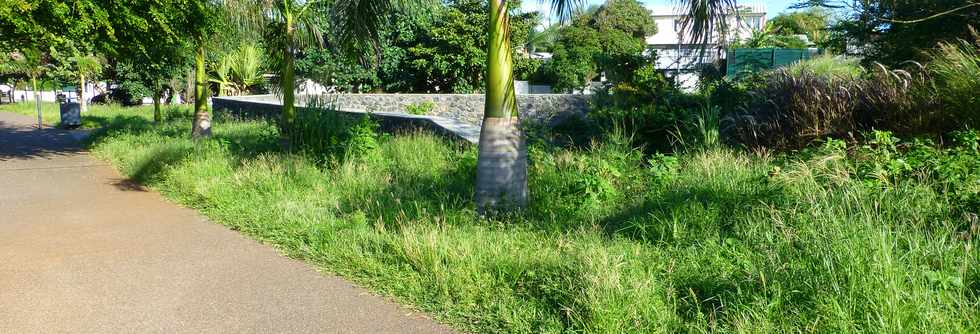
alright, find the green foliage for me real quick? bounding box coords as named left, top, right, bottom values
left=546, top=24, right=602, bottom=92
left=785, top=54, right=864, bottom=79
left=405, top=100, right=436, bottom=115
left=590, top=64, right=704, bottom=152
left=84, top=110, right=980, bottom=333
left=210, top=43, right=267, bottom=96
left=289, top=98, right=382, bottom=163
left=767, top=8, right=830, bottom=46
left=297, top=0, right=537, bottom=94
left=813, top=0, right=980, bottom=65
left=927, top=39, right=980, bottom=126
left=545, top=0, right=656, bottom=91
left=734, top=26, right=809, bottom=49
left=295, top=47, right=381, bottom=92
left=721, top=45, right=978, bottom=149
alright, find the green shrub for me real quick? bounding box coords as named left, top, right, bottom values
left=406, top=100, right=437, bottom=115
left=289, top=98, right=381, bottom=163
left=589, top=66, right=703, bottom=153
left=853, top=64, right=941, bottom=133
left=723, top=60, right=952, bottom=149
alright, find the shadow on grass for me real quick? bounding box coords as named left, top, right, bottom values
left=600, top=174, right=786, bottom=245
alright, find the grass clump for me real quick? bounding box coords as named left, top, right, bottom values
left=786, top=55, right=864, bottom=80
left=83, top=110, right=980, bottom=333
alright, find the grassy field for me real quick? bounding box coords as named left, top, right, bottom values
left=6, top=103, right=978, bottom=332
left=0, top=101, right=171, bottom=128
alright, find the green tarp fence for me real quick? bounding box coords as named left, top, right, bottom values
left=726, top=48, right=820, bottom=77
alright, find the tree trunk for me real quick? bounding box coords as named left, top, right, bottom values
left=79, top=73, right=87, bottom=113
left=153, top=90, right=162, bottom=123
left=31, top=75, right=42, bottom=129
left=475, top=0, right=528, bottom=213
left=192, top=41, right=211, bottom=138
left=281, top=12, right=297, bottom=135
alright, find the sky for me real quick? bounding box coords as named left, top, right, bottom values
left=521, top=0, right=802, bottom=18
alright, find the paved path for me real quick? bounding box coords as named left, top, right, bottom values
left=0, top=112, right=452, bottom=333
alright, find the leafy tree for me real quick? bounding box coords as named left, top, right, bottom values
left=1, top=0, right=115, bottom=118
left=547, top=0, right=656, bottom=92
left=801, top=0, right=980, bottom=64
left=734, top=23, right=810, bottom=48
left=296, top=47, right=381, bottom=92
left=548, top=23, right=602, bottom=92
left=768, top=8, right=830, bottom=46
left=101, top=0, right=195, bottom=121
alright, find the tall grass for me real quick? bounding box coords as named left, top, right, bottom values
left=928, top=39, right=980, bottom=127
left=786, top=55, right=864, bottom=80
left=85, top=112, right=980, bottom=333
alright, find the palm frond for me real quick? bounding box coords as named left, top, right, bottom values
left=677, top=0, right=739, bottom=57
left=546, top=0, right=584, bottom=22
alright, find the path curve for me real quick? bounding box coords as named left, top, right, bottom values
left=0, top=112, right=452, bottom=333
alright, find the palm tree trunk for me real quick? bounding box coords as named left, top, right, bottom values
left=281, top=12, right=297, bottom=136
left=31, top=74, right=41, bottom=129
left=192, top=41, right=212, bottom=138
left=475, top=0, right=528, bottom=213
left=79, top=73, right=88, bottom=113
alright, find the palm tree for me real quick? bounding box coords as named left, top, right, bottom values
left=226, top=0, right=324, bottom=137
left=72, top=53, right=102, bottom=114
left=209, top=55, right=235, bottom=96
left=188, top=0, right=222, bottom=138
left=333, top=0, right=733, bottom=213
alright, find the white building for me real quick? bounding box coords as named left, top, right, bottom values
left=645, top=3, right=767, bottom=88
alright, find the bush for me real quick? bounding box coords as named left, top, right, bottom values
left=589, top=65, right=703, bottom=152
left=853, top=64, right=940, bottom=133
left=405, top=100, right=436, bottom=115
left=722, top=54, right=973, bottom=149
left=722, top=69, right=859, bottom=148
left=289, top=99, right=381, bottom=163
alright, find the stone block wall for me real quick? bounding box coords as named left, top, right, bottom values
left=317, top=93, right=590, bottom=127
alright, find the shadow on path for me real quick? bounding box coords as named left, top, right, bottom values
left=0, top=113, right=88, bottom=161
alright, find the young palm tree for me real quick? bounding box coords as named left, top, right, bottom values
left=192, top=38, right=212, bottom=137
left=226, top=0, right=324, bottom=136
left=188, top=0, right=222, bottom=138
left=72, top=54, right=102, bottom=114
left=334, top=0, right=734, bottom=213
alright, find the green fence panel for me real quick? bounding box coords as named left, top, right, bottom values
left=727, top=48, right=819, bottom=77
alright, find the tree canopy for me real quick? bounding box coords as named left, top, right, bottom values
left=545, top=0, right=656, bottom=92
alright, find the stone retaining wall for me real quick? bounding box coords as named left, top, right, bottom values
left=214, top=93, right=590, bottom=127
left=320, top=93, right=590, bottom=126
left=213, top=94, right=592, bottom=144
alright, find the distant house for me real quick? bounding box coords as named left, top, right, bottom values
left=645, top=3, right=768, bottom=88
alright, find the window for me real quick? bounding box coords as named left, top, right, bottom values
left=744, top=16, right=761, bottom=30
